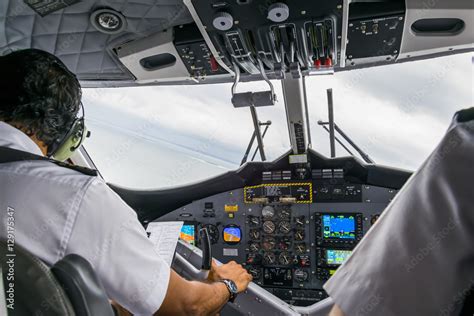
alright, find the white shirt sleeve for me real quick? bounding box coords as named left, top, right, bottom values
left=323, top=118, right=474, bottom=316
left=66, top=178, right=171, bottom=315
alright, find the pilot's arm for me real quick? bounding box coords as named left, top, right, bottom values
left=325, top=109, right=474, bottom=316
left=66, top=177, right=251, bottom=315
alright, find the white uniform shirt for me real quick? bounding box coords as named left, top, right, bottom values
left=324, top=113, right=474, bottom=315
left=0, top=122, right=170, bottom=315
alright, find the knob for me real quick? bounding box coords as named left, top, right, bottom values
left=213, top=12, right=234, bottom=31
left=267, top=3, right=289, bottom=23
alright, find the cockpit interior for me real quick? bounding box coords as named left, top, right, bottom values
left=1, top=0, right=473, bottom=315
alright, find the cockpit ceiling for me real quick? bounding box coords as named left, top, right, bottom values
left=0, top=0, right=192, bottom=81
left=1, top=0, right=472, bottom=87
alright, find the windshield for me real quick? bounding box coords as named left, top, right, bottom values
left=83, top=52, right=472, bottom=189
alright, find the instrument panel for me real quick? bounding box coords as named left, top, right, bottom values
left=158, top=168, right=397, bottom=306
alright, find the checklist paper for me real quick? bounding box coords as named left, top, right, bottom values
left=146, top=221, right=184, bottom=267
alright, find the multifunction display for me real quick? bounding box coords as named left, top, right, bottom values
left=326, top=249, right=352, bottom=266
left=180, top=224, right=196, bottom=246
left=315, top=213, right=363, bottom=247
left=322, top=214, right=356, bottom=240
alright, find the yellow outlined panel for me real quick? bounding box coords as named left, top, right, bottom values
left=243, top=182, right=313, bottom=204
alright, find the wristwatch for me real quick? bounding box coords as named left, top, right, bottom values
left=219, top=279, right=238, bottom=302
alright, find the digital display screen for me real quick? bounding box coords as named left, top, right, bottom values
left=180, top=224, right=196, bottom=246
left=322, top=214, right=356, bottom=239
left=223, top=225, right=242, bottom=244
left=326, top=249, right=352, bottom=266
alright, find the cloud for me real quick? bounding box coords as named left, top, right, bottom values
left=81, top=52, right=473, bottom=188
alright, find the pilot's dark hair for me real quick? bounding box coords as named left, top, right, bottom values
left=0, top=49, right=81, bottom=148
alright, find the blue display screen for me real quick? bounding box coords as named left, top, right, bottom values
left=322, top=214, right=356, bottom=239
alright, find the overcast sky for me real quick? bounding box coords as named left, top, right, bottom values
left=82, top=52, right=473, bottom=189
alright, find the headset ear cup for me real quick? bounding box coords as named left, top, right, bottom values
left=51, top=118, right=87, bottom=162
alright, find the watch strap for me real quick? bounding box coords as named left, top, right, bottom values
left=219, top=279, right=237, bottom=303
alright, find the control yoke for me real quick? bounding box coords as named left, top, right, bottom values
left=199, top=227, right=212, bottom=279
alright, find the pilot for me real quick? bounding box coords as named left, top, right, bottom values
left=327, top=108, right=474, bottom=315
left=0, top=49, right=252, bottom=315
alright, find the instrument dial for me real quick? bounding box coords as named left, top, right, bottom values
left=262, top=206, right=275, bottom=218
left=202, top=224, right=219, bottom=244
left=249, top=229, right=261, bottom=240
left=278, top=221, right=291, bottom=234
left=248, top=267, right=261, bottom=279
left=294, top=269, right=309, bottom=282
left=295, top=243, right=307, bottom=254
left=249, top=242, right=260, bottom=252
left=278, top=207, right=291, bottom=220
left=263, top=252, right=276, bottom=265
left=246, top=253, right=262, bottom=265
left=294, top=216, right=305, bottom=227
left=294, top=229, right=305, bottom=241
left=262, top=237, right=276, bottom=251
left=278, top=251, right=291, bottom=265
left=248, top=215, right=261, bottom=226
left=278, top=237, right=291, bottom=250
left=262, top=220, right=276, bottom=234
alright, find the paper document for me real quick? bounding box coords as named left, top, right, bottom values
left=146, top=221, right=184, bottom=266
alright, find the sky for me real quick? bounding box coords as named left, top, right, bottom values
left=82, top=52, right=473, bottom=189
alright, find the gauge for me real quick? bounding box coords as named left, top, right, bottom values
left=249, top=229, right=260, bottom=240
left=278, top=237, right=291, bottom=250
left=295, top=243, right=306, bottom=254
left=262, top=237, right=276, bottom=251
left=262, top=220, right=276, bottom=234
left=202, top=224, right=219, bottom=244
left=278, top=221, right=291, bottom=234
left=248, top=267, right=261, bottom=279
left=294, top=269, right=309, bottom=282
left=248, top=215, right=261, bottom=226
left=263, top=252, right=276, bottom=265
left=294, top=216, right=305, bottom=227
left=261, top=205, right=275, bottom=218
left=249, top=242, right=260, bottom=252
left=278, top=207, right=291, bottom=219
left=278, top=251, right=291, bottom=265
left=294, top=229, right=305, bottom=241
left=246, top=253, right=262, bottom=265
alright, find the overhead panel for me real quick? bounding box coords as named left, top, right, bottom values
left=184, top=0, right=344, bottom=80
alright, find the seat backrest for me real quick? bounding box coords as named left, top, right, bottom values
left=51, top=254, right=115, bottom=316
left=1, top=240, right=75, bottom=315
left=1, top=241, right=114, bottom=316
